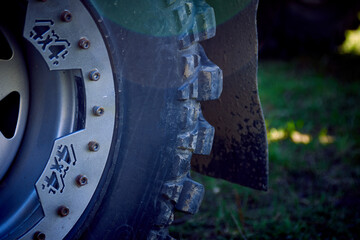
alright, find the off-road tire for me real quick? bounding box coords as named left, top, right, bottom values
left=76, top=1, right=222, bottom=239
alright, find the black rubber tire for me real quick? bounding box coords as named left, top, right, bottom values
left=62, top=1, right=222, bottom=239
left=257, top=0, right=360, bottom=57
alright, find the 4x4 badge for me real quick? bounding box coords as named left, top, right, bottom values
left=29, top=20, right=70, bottom=66
left=41, top=144, right=77, bottom=194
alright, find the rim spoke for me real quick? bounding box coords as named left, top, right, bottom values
left=0, top=57, right=26, bottom=100
left=0, top=130, right=16, bottom=179
left=0, top=29, right=29, bottom=181
left=0, top=131, right=9, bottom=143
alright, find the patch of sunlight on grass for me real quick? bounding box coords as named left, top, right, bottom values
left=267, top=121, right=313, bottom=145
left=290, top=131, right=311, bottom=144
left=339, top=24, right=360, bottom=55
left=319, top=135, right=335, bottom=145
left=267, top=121, right=336, bottom=145
left=318, top=128, right=335, bottom=145
left=268, top=128, right=286, bottom=142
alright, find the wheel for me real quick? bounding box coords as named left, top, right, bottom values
left=0, top=0, right=222, bottom=239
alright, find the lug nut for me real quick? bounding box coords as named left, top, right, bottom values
left=57, top=206, right=70, bottom=217
left=33, top=231, right=46, bottom=240
left=93, top=106, right=105, bottom=116
left=76, top=175, right=88, bottom=186
left=89, top=69, right=100, bottom=81
left=88, top=141, right=100, bottom=152
left=78, top=37, right=90, bottom=49
left=61, top=10, right=72, bottom=22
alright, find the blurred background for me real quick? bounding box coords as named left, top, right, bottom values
left=171, top=1, right=360, bottom=239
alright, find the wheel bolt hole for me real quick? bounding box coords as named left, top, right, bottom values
left=93, top=106, right=104, bottom=116
left=76, top=175, right=88, bottom=186
left=89, top=69, right=100, bottom=81
left=58, top=206, right=70, bottom=217
left=61, top=10, right=72, bottom=22
left=33, top=231, right=46, bottom=240
left=78, top=37, right=90, bottom=49
left=88, top=141, right=100, bottom=152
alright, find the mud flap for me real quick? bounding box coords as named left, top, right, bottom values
left=191, top=0, right=268, bottom=191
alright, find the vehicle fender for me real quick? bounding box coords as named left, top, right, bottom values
left=191, top=0, right=269, bottom=191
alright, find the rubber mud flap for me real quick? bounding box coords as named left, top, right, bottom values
left=191, top=0, right=269, bottom=191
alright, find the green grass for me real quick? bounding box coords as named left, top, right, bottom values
left=170, top=58, right=360, bottom=239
